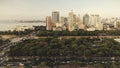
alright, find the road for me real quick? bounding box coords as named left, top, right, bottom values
left=59, top=36, right=120, bottom=39
left=0, top=34, right=39, bottom=64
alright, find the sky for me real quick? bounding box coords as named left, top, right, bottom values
left=0, top=0, right=120, bottom=20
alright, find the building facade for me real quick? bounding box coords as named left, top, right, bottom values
left=52, top=11, right=60, bottom=23
left=83, top=14, right=90, bottom=26
left=68, top=10, right=76, bottom=31
left=46, top=16, right=52, bottom=30
left=90, top=15, right=100, bottom=27
left=77, top=14, right=84, bottom=29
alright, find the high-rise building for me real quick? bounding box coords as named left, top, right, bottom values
left=91, top=15, right=103, bottom=30
left=73, top=14, right=77, bottom=30
left=62, top=17, right=68, bottom=30
left=60, top=17, right=65, bottom=27
left=52, top=11, right=59, bottom=23
left=95, top=21, right=103, bottom=30
left=68, top=10, right=76, bottom=31
left=77, top=14, right=84, bottom=29
left=83, top=14, right=90, bottom=26
left=114, top=20, right=120, bottom=29
left=46, top=16, right=52, bottom=30
left=90, top=15, right=95, bottom=26
left=84, top=14, right=103, bottom=31
left=64, top=17, right=68, bottom=28
left=90, top=15, right=100, bottom=27
left=56, top=17, right=68, bottom=30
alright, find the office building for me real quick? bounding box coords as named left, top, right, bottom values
left=52, top=11, right=59, bottom=23
left=93, top=15, right=103, bottom=30
left=83, top=14, right=90, bottom=26
left=68, top=10, right=76, bottom=31
left=62, top=17, right=68, bottom=30
left=114, top=21, right=120, bottom=29
left=60, top=17, right=65, bottom=27
left=76, top=14, right=84, bottom=29
left=90, top=15, right=100, bottom=27
left=46, top=16, right=52, bottom=30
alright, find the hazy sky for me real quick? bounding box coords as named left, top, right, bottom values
left=0, top=0, right=120, bottom=20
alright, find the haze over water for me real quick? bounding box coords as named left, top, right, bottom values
left=0, top=21, right=46, bottom=31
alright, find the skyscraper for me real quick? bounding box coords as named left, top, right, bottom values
left=77, top=14, right=84, bottom=29
left=52, top=11, right=59, bottom=23
left=90, top=15, right=100, bottom=27
left=64, top=17, right=68, bottom=27
left=68, top=10, right=76, bottom=31
left=83, top=14, right=103, bottom=31
left=90, top=15, right=103, bottom=30
left=46, top=16, right=52, bottom=30
left=60, top=17, right=65, bottom=27
left=83, top=14, right=90, bottom=26
left=61, top=17, right=68, bottom=30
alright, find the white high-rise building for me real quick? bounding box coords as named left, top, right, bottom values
left=90, top=15, right=99, bottom=26
left=59, top=17, right=68, bottom=30
left=114, top=20, right=120, bottom=29
left=68, top=10, right=76, bottom=31
left=46, top=16, right=52, bottom=30
left=89, top=15, right=100, bottom=25
left=95, top=21, right=103, bottom=30
left=93, top=15, right=103, bottom=30
left=84, top=14, right=103, bottom=30
left=89, top=15, right=98, bottom=26
left=77, top=14, right=84, bottom=29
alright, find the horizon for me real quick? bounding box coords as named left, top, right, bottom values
left=0, top=0, right=120, bottom=20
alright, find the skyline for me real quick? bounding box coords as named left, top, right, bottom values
left=0, top=0, right=120, bottom=20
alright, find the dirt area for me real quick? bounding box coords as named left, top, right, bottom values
left=0, top=35, right=17, bottom=40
